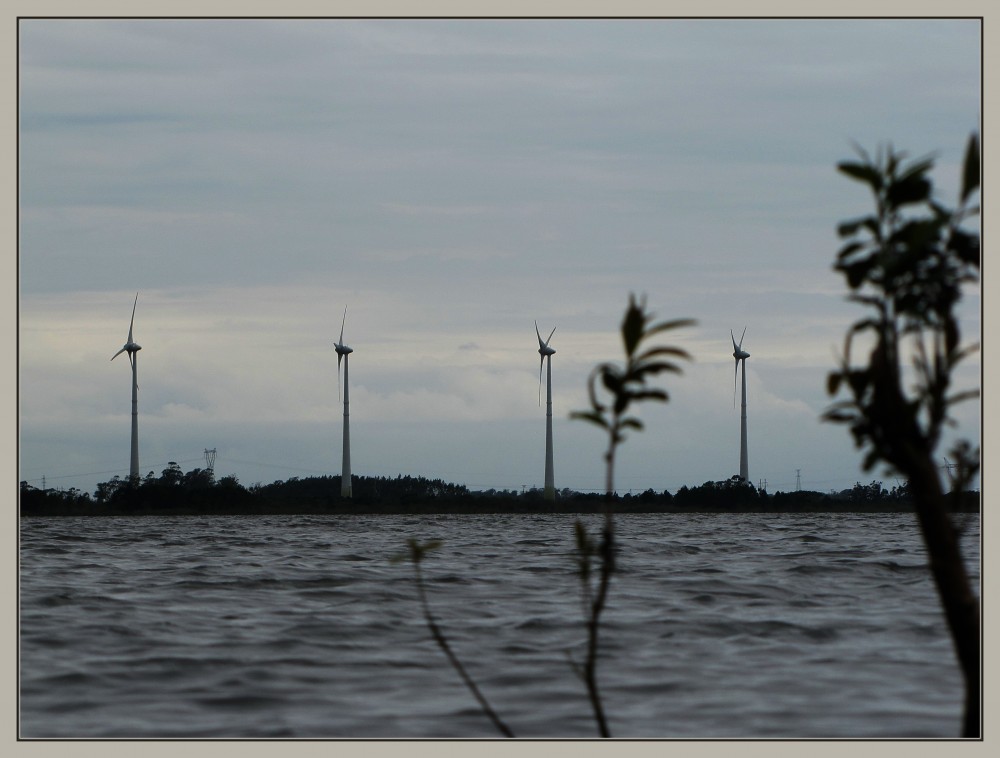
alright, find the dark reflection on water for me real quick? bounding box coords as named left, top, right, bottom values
left=19, top=512, right=979, bottom=738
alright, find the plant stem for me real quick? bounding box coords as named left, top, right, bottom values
left=579, top=421, right=621, bottom=738
left=413, top=561, right=515, bottom=738
left=582, top=507, right=613, bottom=738
left=907, top=466, right=980, bottom=737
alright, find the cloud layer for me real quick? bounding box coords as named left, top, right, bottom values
left=18, top=18, right=982, bottom=495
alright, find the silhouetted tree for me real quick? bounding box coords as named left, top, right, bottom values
left=95, top=475, right=126, bottom=505
left=161, top=462, right=183, bottom=486
left=825, top=135, right=980, bottom=737
left=848, top=480, right=887, bottom=503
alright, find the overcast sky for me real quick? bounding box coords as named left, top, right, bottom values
left=17, top=17, right=982, bottom=497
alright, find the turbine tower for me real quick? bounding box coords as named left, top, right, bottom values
left=536, top=321, right=557, bottom=501
left=334, top=307, right=354, bottom=498
left=111, top=293, right=142, bottom=480
left=731, top=327, right=750, bottom=481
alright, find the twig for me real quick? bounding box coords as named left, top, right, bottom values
left=402, top=542, right=515, bottom=738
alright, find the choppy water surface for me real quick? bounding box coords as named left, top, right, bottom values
left=19, top=512, right=979, bottom=738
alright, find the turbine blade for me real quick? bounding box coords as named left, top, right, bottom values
left=739, top=326, right=747, bottom=351
left=546, top=326, right=556, bottom=347
left=128, top=293, right=138, bottom=343
left=339, top=306, right=348, bottom=345
left=538, top=355, right=544, bottom=405
left=733, top=359, right=738, bottom=408
left=535, top=320, right=545, bottom=349
left=111, top=346, right=126, bottom=361
left=731, top=329, right=738, bottom=352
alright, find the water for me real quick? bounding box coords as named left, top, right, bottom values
left=19, top=512, right=979, bottom=738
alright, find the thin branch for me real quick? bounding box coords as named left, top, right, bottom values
left=412, top=554, right=515, bottom=737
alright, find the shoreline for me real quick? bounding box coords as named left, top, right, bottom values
left=19, top=501, right=977, bottom=517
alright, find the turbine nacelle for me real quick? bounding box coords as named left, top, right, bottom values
left=111, top=341, right=141, bottom=360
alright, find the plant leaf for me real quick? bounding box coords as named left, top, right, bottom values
left=827, top=372, right=842, bottom=396
left=570, top=410, right=609, bottom=429
left=635, top=346, right=692, bottom=363
left=620, top=297, right=645, bottom=358
left=837, top=161, right=883, bottom=190
left=887, top=175, right=932, bottom=208
left=645, top=318, right=697, bottom=338
left=961, top=133, right=980, bottom=204
left=630, top=389, right=669, bottom=403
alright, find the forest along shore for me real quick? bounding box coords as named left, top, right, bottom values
left=19, top=471, right=979, bottom=517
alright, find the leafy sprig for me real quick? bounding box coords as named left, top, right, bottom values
left=568, top=294, right=693, bottom=737
left=572, top=294, right=694, bottom=495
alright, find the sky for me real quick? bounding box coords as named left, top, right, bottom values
left=16, top=17, right=984, bottom=498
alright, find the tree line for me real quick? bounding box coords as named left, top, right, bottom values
left=18, top=464, right=977, bottom=517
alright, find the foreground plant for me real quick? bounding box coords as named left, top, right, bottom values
left=570, top=295, right=694, bottom=737
left=825, top=135, right=980, bottom=737
left=392, top=538, right=514, bottom=737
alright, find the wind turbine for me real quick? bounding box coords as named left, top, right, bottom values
left=536, top=321, right=557, bottom=501
left=111, top=293, right=142, bottom=480
left=731, top=327, right=750, bottom=482
left=334, top=307, right=354, bottom=498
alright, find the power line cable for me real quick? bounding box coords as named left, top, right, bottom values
left=20, top=456, right=205, bottom=486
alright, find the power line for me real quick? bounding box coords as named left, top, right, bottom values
left=20, top=456, right=205, bottom=486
